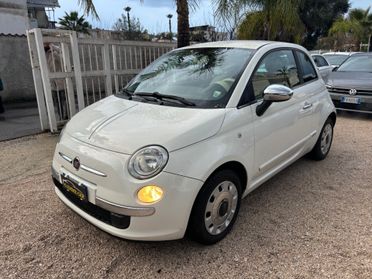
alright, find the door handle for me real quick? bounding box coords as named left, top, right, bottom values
left=303, top=102, right=313, bottom=110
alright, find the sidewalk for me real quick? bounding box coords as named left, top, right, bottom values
left=0, top=102, right=41, bottom=141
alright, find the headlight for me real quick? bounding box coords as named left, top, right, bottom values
left=128, top=146, right=169, bottom=179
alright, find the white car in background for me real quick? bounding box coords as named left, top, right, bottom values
left=311, top=54, right=333, bottom=80
left=322, top=52, right=355, bottom=68
left=52, top=41, right=336, bottom=244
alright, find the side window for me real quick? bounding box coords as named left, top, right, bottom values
left=251, top=50, right=300, bottom=99
left=313, top=55, right=328, bottom=67
left=296, top=51, right=318, bottom=82
left=318, top=56, right=329, bottom=67
left=313, top=56, right=321, bottom=67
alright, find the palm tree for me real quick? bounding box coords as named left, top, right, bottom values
left=349, top=7, right=372, bottom=51
left=124, top=6, right=132, bottom=32
left=214, top=0, right=304, bottom=42
left=329, top=7, right=372, bottom=51
left=78, top=0, right=99, bottom=19
left=78, top=0, right=197, bottom=48
left=59, top=11, right=92, bottom=34
left=167, top=14, right=173, bottom=41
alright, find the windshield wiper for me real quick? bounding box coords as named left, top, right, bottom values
left=134, top=92, right=196, bottom=106
left=120, top=88, right=134, bottom=99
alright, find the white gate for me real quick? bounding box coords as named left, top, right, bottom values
left=27, top=28, right=175, bottom=132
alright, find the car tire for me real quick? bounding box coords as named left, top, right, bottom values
left=309, top=118, right=334, bottom=161
left=188, top=169, right=242, bottom=245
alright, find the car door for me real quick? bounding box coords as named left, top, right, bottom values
left=249, top=49, right=315, bottom=183
left=313, top=55, right=332, bottom=80
left=294, top=50, right=322, bottom=139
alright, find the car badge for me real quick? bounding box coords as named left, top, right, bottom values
left=72, top=157, right=81, bottom=170
left=349, top=88, right=357, bottom=95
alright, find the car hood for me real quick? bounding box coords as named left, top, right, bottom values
left=327, top=71, right=372, bottom=90
left=65, top=96, right=226, bottom=154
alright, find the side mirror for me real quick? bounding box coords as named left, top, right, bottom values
left=256, top=84, right=293, bottom=116
left=332, top=66, right=338, bottom=72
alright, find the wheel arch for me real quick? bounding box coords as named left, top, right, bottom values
left=186, top=160, right=248, bottom=242
left=194, top=160, right=248, bottom=202
left=328, top=111, right=337, bottom=126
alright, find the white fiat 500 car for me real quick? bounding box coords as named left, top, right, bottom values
left=52, top=41, right=336, bottom=244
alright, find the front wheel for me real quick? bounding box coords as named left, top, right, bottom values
left=188, top=170, right=242, bottom=245
left=309, top=118, right=334, bottom=160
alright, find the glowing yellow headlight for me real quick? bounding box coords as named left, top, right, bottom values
left=137, top=185, right=164, bottom=203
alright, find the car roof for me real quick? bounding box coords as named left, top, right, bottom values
left=323, top=52, right=352, bottom=56
left=179, top=40, right=301, bottom=50
left=349, top=52, right=372, bottom=56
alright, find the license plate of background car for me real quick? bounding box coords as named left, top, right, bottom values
left=341, top=96, right=361, bottom=104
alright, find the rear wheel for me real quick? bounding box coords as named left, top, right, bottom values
left=188, top=170, right=242, bottom=245
left=310, top=118, right=334, bottom=160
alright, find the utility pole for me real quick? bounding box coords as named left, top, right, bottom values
left=124, top=6, right=131, bottom=38
left=167, top=14, right=173, bottom=42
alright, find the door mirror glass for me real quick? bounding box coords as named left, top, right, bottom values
left=263, top=84, right=293, bottom=102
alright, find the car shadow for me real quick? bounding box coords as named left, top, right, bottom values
left=336, top=110, right=372, bottom=120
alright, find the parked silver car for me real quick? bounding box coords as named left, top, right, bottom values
left=326, top=53, right=372, bottom=114
left=322, top=52, right=354, bottom=67
left=311, top=54, right=333, bottom=80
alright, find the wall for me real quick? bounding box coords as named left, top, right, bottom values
left=0, top=34, right=36, bottom=102
left=0, top=0, right=28, bottom=35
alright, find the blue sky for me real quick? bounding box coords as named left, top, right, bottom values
left=53, top=0, right=371, bottom=34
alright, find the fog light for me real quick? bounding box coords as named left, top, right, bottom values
left=137, top=185, right=164, bottom=203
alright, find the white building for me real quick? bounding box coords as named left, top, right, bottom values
left=0, top=0, right=59, bottom=35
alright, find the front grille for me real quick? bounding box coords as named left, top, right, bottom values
left=329, top=87, right=372, bottom=96
left=53, top=177, right=130, bottom=229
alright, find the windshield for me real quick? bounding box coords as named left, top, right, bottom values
left=337, top=55, right=372, bottom=72
left=121, top=47, right=253, bottom=108
left=323, top=54, right=348, bottom=66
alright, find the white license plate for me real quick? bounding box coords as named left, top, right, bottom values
left=341, top=96, right=361, bottom=104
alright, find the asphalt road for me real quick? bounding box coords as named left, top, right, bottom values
left=0, top=112, right=371, bottom=279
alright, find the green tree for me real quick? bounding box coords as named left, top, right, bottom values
left=78, top=0, right=99, bottom=19
left=112, top=15, right=150, bottom=41
left=215, top=0, right=304, bottom=43
left=328, top=7, right=372, bottom=51
left=299, top=0, right=350, bottom=50
left=78, top=0, right=198, bottom=48
left=214, top=0, right=350, bottom=47
left=349, top=7, right=372, bottom=51
left=58, top=11, right=92, bottom=34
left=328, top=18, right=361, bottom=50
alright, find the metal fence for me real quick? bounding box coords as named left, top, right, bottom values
left=27, top=28, right=175, bottom=132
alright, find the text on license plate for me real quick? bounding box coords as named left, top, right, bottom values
left=62, top=178, right=88, bottom=202
left=341, top=96, right=361, bottom=104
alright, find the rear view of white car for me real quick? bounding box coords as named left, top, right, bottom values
left=52, top=41, right=336, bottom=244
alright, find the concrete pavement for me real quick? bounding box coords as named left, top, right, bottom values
left=0, top=103, right=41, bottom=141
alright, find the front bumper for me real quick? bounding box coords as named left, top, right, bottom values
left=52, top=136, right=203, bottom=241
left=330, top=93, right=372, bottom=114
